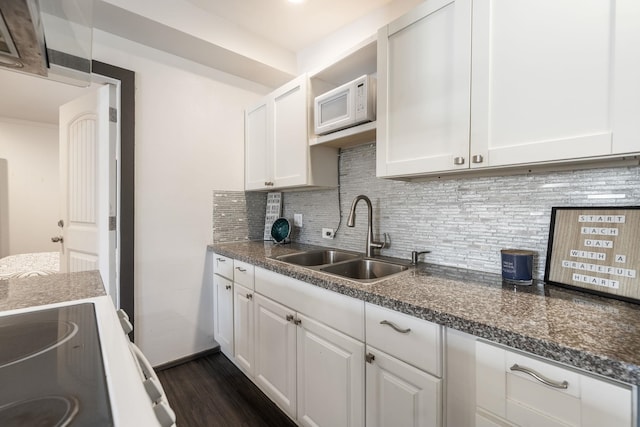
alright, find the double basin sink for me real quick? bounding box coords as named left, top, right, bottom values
left=274, top=249, right=409, bottom=283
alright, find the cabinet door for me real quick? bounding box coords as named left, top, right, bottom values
left=272, top=74, right=309, bottom=188
left=233, top=283, right=254, bottom=376
left=296, top=314, right=365, bottom=427
left=213, top=274, right=233, bottom=357
left=245, top=100, right=271, bottom=190
left=470, top=0, right=640, bottom=168
left=254, top=293, right=297, bottom=418
left=366, top=346, right=442, bottom=427
left=377, top=0, right=472, bottom=177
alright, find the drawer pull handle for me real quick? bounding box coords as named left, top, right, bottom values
left=293, top=318, right=302, bottom=326
left=380, top=320, right=411, bottom=334
left=510, top=364, right=569, bottom=389
left=216, top=258, right=226, bottom=262
left=246, top=293, right=253, bottom=300
left=286, top=314, right=294, bottom=322
left=236, top=267, right=247, bottom=272
left=365, top=353, right=375, bottom=364
left=225, top=285, right=231, bottom=290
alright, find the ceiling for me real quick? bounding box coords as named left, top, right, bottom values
left=186, top=0, right=395, bottom=53
left=0, top=68, right=95, bottom=124
left=0, top=0, right=396, bottom=124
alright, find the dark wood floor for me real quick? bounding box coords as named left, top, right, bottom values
left=156, top=352, right=297, bottom=427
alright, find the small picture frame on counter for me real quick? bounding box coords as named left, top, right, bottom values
left=544, top=206, right=640, bottom=303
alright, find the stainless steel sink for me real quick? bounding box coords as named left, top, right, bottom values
left=320, top=259, right=409, bottom=283
left=275, top=249, right=410, bottom=283
left=276, top=250, right=360, bottom=266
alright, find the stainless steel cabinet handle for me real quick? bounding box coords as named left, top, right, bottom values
left=225, top=285, right=231, bottom=290
left=453, top=156, right=465, bottom=165
left=286, top=314, right=294, bottom=322
left=246, top=293, right=253, bottom=300
left=365, top=353, right=375, bottom=364
left=380, top=320, right=411, bottom=334
left=293, top=318, right=302, bottom=326
left=236, top=267, right=247, bottom=272
left=216, top=258, right=226, bottom=262
left=472, top=154, right=484, bottom=164
left=264, top=181, right=274, bottom=186
left=510, top=364, right=569, bottom=389
left=51, top=235, right=64, bottom=243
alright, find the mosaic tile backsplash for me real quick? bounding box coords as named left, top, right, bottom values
left=212, top=143, right=640, bottom=279
left=280, top=143, right=640, bottom=280
left=212, top=191, right=266, bottom=243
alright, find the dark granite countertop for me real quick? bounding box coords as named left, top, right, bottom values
left=209, top=241, right=640, bottom=386
left=0, top=270, right=106, bottom=312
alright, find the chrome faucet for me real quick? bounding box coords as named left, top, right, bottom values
left=347, top=195, right=386, bottom=258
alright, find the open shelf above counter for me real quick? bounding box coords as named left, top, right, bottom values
left=310, top=121, right=376, bottom=149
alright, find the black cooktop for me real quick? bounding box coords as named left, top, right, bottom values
left=0, top=303, right=113, bottom=426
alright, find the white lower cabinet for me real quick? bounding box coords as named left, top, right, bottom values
left=365, top=345, right=442, bottom=427
left=214, top=256, right=637, bottom=427
left=365, top=303, right=443, bottom=427
left=297, top=313, right=365, bottom=427
left=233, top=283, right=255, bottom=377
left=254, top=293, right=297, bottom=418
left=476, top=340, right=635, bottom=427
left=212, top=273, right=233, bottom=358
left=253, top=292, right=365, bottom=426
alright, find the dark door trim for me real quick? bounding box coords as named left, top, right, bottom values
left=92, top=60, right=135, bottom=340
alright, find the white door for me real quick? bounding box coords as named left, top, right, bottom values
left=254, top=293, right=297, bottom=418
left=296, top=313, right=365, bottom=427
left=58, top=85, right=114, bottom=291
left=233, top=283, right=255, bottom=376
left=377, top=0, right=472, bottom=177
left=366, top=346, right=442, bottom=427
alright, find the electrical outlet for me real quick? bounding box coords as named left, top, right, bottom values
left=322, top=228, right=335, bottom=239
left=294, top=214, right=303, bottom=227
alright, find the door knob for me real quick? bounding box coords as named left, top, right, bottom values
left=51, top=236, right=63, bottom=243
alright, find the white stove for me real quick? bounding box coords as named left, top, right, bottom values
left=0, top=297, right=169, bottom=426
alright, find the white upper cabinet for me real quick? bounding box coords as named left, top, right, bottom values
left=377, top=0, right=472, bottom=177
left=377, top=0, right=640, bottom=178
left=245, top=101, right=271, bottom=190
left=245, top=74, right=338, bottom=191
left=470, top=0, right=640, bottom=169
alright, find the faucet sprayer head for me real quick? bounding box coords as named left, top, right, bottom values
left=347, top=211, right=356, bottom=227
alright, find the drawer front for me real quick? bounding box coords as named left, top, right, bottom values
left=476, top=340, right=634, bottom=427
left=365, top=303, right=442, bottom=376
left=255, top=267, right=365, bottom=341
left=233, top=260, right=255, bottom=289
left=213, top=253, right=233, bottom=280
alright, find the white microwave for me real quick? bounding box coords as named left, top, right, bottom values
left=314, top=75, right=376, bottom=135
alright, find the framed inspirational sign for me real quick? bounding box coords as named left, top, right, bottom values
left=545, top=207, right=640, bottom=303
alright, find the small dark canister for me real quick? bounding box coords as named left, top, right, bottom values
left=500, top=249, right=534, bottom=284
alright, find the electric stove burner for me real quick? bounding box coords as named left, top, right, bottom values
left=0, top=304, right=114, bottom=426
left=0, top=395, right=79, bottom=427
left=0, top=320, right=78, bottom=369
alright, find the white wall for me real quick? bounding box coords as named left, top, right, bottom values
left=93, top=30, right=269, bottom=365
left=0, top=118, right=60, bottom=257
